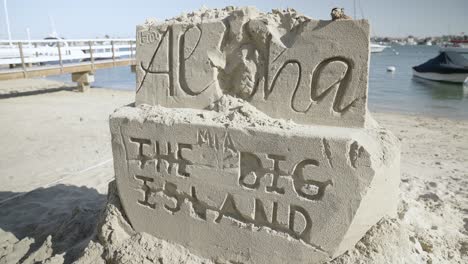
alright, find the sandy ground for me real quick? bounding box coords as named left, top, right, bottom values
left=0, top=79, right=75, bottom=98
left=0, top=88, right=467, bottom=263
left=0, top=88, right=133, bottom=201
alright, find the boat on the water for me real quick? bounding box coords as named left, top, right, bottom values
left=413, top=51, right=468, bottom=83
left=370, top=43, right=388, bottom=53
left=440, top=40, right=468, bottom=53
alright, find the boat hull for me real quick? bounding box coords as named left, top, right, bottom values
left=439, top=47, right=468, bottom=53
left=370, top=44, right=387, bottom=53
left=413, top=70, right=468, bottom=83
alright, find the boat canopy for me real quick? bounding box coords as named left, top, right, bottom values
left=413, top=52, right=468, bottom=74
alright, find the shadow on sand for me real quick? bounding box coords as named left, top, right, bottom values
left=0, top=86, right=76, bottom=99
left=0, top=185, right=106, bottom=263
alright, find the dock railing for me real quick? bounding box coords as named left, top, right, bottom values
left=0, top=38, right=136, bottom=77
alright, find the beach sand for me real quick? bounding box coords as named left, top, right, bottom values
left=0, top=88, right=466, bottom=263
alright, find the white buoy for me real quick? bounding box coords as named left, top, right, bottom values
left=387, top=66, right=396, bottom=72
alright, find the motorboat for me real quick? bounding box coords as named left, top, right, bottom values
left=440, top=40, right=468, bottom=53
left=370, top=43, right=388, bottom=53
left=413, top=51, right=468, bottom=83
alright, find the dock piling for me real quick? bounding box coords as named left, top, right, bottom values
left=72, top=71, right=94, bottom=92
left=17, top=42, right=27, bottom=78
left=57, top=41, right=64, bottom=73
left=88, top=41, right=95, bottom=71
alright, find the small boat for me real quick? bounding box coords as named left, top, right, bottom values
left=370, top=43, right=388, bottom=53
left=413, top=51, right=468, bottom=83
left=440, top=40, right=468, bottom=53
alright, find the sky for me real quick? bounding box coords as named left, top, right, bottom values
left=1, top=0, right=467, bottom=40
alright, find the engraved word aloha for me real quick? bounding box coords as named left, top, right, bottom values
left=137, top=24, right=355, bottom=113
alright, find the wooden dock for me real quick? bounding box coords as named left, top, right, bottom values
left=0, top=58, right=135, bottom=81
left=0, top=39, right=136, bottom=91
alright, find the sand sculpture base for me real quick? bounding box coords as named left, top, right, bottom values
left=109, top=100, right=399, bottom=263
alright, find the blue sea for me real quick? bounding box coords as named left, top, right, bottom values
left=369, top=45, right=467, bottom=119
left=48, top=45, right=468, bottom=119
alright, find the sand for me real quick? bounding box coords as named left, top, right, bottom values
left=0, top=88, right=467, bottom=263
left=0, top=88, right=133, bottom=200
left=0, top=79, right=75, bottom=99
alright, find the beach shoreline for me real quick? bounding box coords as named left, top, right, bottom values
left=370, top=106, right=468, bottom=122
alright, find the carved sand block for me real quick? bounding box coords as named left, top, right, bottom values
left=135, top=9, right=370, bottom=128
left=136, top=21, right=226, bottom=110
left=110, top=105, right=400, bottom=264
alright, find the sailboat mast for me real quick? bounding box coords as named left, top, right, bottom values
left=3, top=0, right=12, bottom=45
left=353, top=0, right=357, bottom=19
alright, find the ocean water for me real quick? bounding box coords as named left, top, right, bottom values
left=48, top=45, right=468, bottom=119
left=369, top=45, right=468, bottom=119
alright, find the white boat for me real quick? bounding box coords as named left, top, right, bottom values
left=413, top=51, right=468, bottom=83
left=440, top=40, right=468, bottom=53
left=440, top=47, right=468, bottom=53
left=413, top=71, right=468, bottom=83
left=407, top=38, right=417, bottom=46
left=370, top=43, right=388, bottom=53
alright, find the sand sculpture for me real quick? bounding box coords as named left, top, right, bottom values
left=109, top=7, right=400, bottom=263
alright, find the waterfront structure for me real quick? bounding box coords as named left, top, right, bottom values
left=0, top=39, right=136, bottom=91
